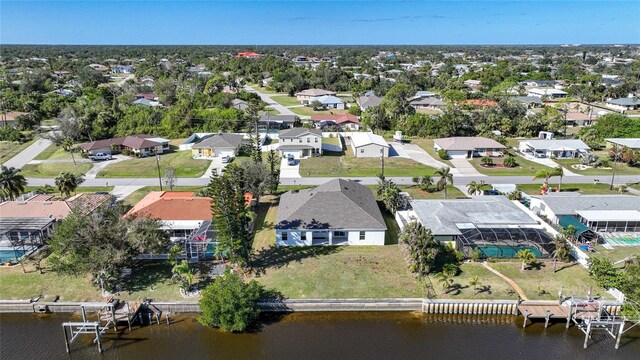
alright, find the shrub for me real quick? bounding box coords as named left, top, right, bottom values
left=503, top=155, right=517, bottom=168
left=437, top=148, right=449, bottom=160
left=481, top=156, right=494, bottom=166
left=198, top=271, right=262, bottom=332
left=470, top=248, right=483, bottom=262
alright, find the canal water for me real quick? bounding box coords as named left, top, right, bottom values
left=1, top=312, right=638, bottom=359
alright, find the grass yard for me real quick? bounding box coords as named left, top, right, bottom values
left=516, top=183, right=625, bottom=195
left=323, top=136, right=342, bottom=147
left=427, top=262, right=518, bottom=300
left=33, top=144, right=76, bottom=161
left=20, top=162, right=93, bottom=178
left=555, top=157, right=640, bottom=175
left=270, top=95, right=302, bottom=107
left=122, top=185, right=205, bottom=207
left=252, top=196, right=280, bottom=251
left=97, top=151, right=211, bottom=178
left=490, top=261, right=610, bottom=300
left=0, top=139, right=36, bottom=164
left=0, top=260, right=208, bottom=302
left=469, top=156, right=550, bottom=176
left=593, top=245, right=640, bottom=263
left=250, top=245, right=423, bottom=299
left=290, top=107, right=349, bottom=117
left=300, top=148, right=436, bottom=177
left=398, top=185, right=467, bottom=199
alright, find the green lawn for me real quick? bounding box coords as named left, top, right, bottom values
left=122, top=185, right=205, bottom=207
left=97, top=151, right=211, bottom=178
left=0, top=139, right=36, bottom=164
left=555, top=157, right=640, bottom=175
left=323, top=136, right=342, bottom=147
left=490, top=261, right=611, bottom=300
left=300, top=148, right=436, bottom=177
left=427, top=262, right=518, bottom=300
left=270, top=95, right=302, bottom=107
left=593, top=245, right=640, bottom=263
left=516, top=183, right=626, bottom=195
left=251, top=196, right=280, bottom=251
left=20, top=162, right=93, bottom=178
left=469, top=156, right=550, bottom=176
left=250, top=245, right=423, bottom=299
left=33, top=145, right=77, bottom=161
left=0, top=259, right=207, bottom=302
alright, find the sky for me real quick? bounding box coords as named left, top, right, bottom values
left=1, top=1, right=639, bottom=45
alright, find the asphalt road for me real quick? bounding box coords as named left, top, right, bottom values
left=25, top=174, right=639, bottom=188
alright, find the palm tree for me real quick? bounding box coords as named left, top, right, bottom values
left=550, top=235, right=570, bottom=273
left=434, top=166, right=454, bottom=199
left=533, top=168, right=555, bottom=182
left=54, top=172, right=85, bottom=198
left=554, top=166, right=564, bottom=192
left=172, top=260, right=195, bottom=291
left=466, top=180, right=485, bottom=196
left=435, top=272, right=453, bottom=293
left=468, top=275, right=482, bottom=295
left=516, top=249, right=537, bottom=271
left=61, top=138, right=77, bottom=165
left=0, top=165, right=27, bottom=200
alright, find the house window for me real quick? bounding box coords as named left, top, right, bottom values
left=299, top=139, right=302, bottom=143
left=360, top=149, right=364, bottom=153
left=282, top=232, right=288, bottom=241
left=359, top=231, right=366, bottom=240
left=301, top=232, right=306, bottom=241
left=307, top=138, right=310, bottom=143
left=333, top=231, right=346, bottom=237
left=315, top=138, right=318, bottom=143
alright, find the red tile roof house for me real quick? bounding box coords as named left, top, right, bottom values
left=311, top=114, right=361, bottom=131
left=80, top=135, right=170, bottom=157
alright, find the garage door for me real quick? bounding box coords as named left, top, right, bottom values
left=281, top=150, right=301, bottom=159
left=215, top=149, right=233, bottom=157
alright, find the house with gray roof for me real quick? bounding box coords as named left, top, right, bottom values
left=276, top=179, right=387, bottom=246
left=190, top=133, right=244, bottom=159
left=409, top=97, right=446, bottom=111
left=434, top=137, right=507, bottom=158
left=309, top=95, right=344, bottom=110
left=295, top=89, right=337, bottom=104
left=512, top=96, right=544, bottom=108
left=529, top=194, right=640, bottom=239
left=397, top=197, right=554, bottom=258
left=606, top=97, right=640, bottom=112
left=606, top=138, right=640, bottom=150
left=258, top=114, right=299, bottom=129
left=278, top=128, right=322, bottom=159
left=357, top=93, right=383, bottom=111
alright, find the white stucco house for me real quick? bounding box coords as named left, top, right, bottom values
left=518, top=139, right=590, bottom=158
left=526, top=88, right=568, bottom=99
left=433, top=137, right=507, bottom=159
left=278, top=127, right=322, bottom=159
left=295, top=89, right=336, bottom=104
left=276, top=179, right=387, bottom=246
left=349, top=132, right=389, bottom=158
left=309, top=95, right=345, bottom=110
left=605, top=97, right=640, bottom=112
left=190, top=133, right=244, bottom=159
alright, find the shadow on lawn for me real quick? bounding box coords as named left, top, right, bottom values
left=249, top=245, right=342, bottom=277
left=121, top=261, right=173, bottom=293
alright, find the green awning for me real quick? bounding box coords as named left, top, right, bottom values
left=559, top=215, right=590, bottom=236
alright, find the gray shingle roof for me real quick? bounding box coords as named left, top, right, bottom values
left=259, top=114, right=299, bottom=123
left=531, top=194, right=640, bottom=216
left=607, top=97, right=640, bottom=106
left=410, top=197, right=538, bottom=236
left=278, top=128, right=321, bottom=139
left=605, top=138, right=640, bottom=149
left=513, top=96, right=543, bottom=104
left=191, top=133, right=244, bottom=149
left=276, top=179, right=387, bottom=230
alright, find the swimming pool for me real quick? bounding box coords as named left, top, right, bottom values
left=475, top=245, right=542, bottom=258
left=0, top=249, right=26, bottom=263
left=604, top=235, right=640, bottom=246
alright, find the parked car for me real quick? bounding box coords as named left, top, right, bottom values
left=221, top=155, right=232, bottom=164
left=287, top=155, right=296, bottom=166
left=89, top=153, right=112, bottom=161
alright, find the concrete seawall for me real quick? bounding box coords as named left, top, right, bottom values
left=0, top=298, right=622, bottom=316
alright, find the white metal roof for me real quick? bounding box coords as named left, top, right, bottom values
left=350, top=132, right=390, bottom=148
left=576, top=210, right=640, bottom=222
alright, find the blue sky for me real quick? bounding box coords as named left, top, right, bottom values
left=1, top=1, right=639, bottom=45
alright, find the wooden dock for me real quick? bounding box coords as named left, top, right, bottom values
left=518, top=301, right=601, bottom=329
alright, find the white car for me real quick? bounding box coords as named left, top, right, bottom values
left=89, top=152, right=113, bottom=161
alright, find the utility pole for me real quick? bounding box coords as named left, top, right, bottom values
left=380, top=148, right=385, bottom=178
left=155, top=151, right=163, bottom=191
left=610, top=146, right=619, bottom=190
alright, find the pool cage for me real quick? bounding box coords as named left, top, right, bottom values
left=455, top=225, right=555, bottom=258
left=0, top=229, right=47, bottom=262
left=184, top=221, right=218, bottom=261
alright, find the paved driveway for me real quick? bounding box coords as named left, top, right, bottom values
left=449, top=158, right=484, bottom=176
left=517, top=153, right=580, bottom=176
left=244, top=85, right=297, bottom=116
left=389, top=142, right=460, bottom=174
left=3, top=137, right=52, bottom=168
left=280, top=158, right=301, bottom=178
left=84, top=155, right=132, bottom=179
